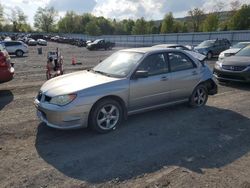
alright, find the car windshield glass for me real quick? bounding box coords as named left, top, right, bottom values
left=232, top=43, right=250, bottom=49
left=92, top=51, right=144, bottom=78
left=93, top=39, right=102, bottom=44
left=235, top=46, right=250, bottom=57
left=197, top=40, right=215, bottom=47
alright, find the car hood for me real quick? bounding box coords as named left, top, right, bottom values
left=221, top=48, right=241, bottom=54
left=222, top=56, right=250, bottom=66
left=41, top=70, right=120, bottom=96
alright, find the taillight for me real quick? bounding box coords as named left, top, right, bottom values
left=0, top=51, right=8, bottom=67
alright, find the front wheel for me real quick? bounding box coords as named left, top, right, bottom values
left=90, top=99, right=123, bottom=133
left=189, top=84, right=208, bottom=107
left=16, top=50, right=24, bottom=57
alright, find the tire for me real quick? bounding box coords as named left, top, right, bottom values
left=16, top=50, right=24, bottom=57
left=207, top=51, right=213, bottom=60
left=189, top=84, right=208, bottom=107
left=90, top=99, right=123, bottom=133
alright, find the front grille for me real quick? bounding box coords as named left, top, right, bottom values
left=217, top=73, right=246, bottom=81
left=222, top=65, right=246, bottom=71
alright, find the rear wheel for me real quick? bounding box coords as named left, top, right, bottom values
left=90, top=99, right=123, bottom=133
left=189, top=84, right=208, bottom=107
left=16, top=50, right=24, bottom=57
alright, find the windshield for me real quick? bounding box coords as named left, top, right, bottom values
left=232, top=42, right=250, bottom=49
left=93, top=51, right=144, bottom=78
left=93, top=39, right=102, bottom=44
left=235, top=46, right=250, bottom=57
left=197, top=40, right=215, bottom=47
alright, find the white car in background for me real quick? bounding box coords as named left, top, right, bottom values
left=37, top=39, right=47, bottom=46
left=218, top=42, right=250, bottom=61
left=28, top=39, right=37, bottom=46
left=0, top=41, right=28, bottom=57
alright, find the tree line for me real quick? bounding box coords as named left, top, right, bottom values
left=0, top=1, right=249, bottom=35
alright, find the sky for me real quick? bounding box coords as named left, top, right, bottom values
left=1, top=0, right=250, bottom=25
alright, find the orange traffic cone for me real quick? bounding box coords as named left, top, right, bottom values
left=72, top=57, right=76, bottom=65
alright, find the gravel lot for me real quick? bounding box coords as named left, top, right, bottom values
left=0, top=42, right=250, bottom=188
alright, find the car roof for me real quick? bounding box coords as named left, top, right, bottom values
left=153, top=44, right=182, bottom=47
left=120, top=47, right=180, bottom=53
left=238, top=41, right=250, bottom=44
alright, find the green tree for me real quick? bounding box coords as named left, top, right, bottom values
left=188, top=8, right=205, bottom=32
left=160, top=12, right=174, bottom=33
left=9, top=8, right=28, bottom=32
left=58, top=11, right=78, bottom=33
left=96, top=17, right=114, bottom=35
left=0, top=3, right=4, bottom=31
left=132, top=18, right=147, bottom=35
left=146, top=20, right=158, bottom=34
left=34, top=6, right=58, bottom=33
left=203, top=14, right=219, bottom=32
left=85, top=21, right=101, bottom=36
left=229, top=4, right=250, bottom=30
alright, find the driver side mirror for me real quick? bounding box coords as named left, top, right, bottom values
left=133, top=70, right=148, bottom=79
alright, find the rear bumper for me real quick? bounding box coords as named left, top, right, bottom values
left=213, top=68, right=250, bottom=82
left=0, top=67, right=14, bottom=83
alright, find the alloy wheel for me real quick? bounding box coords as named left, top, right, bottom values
left=97, top=104, right=120, bottom=130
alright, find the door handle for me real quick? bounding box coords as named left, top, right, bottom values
left=161, top=76, right=168, bottom=81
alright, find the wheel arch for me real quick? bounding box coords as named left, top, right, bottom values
left=197, top=78, right=217, bottom=95
left=88, top=95, right=128, bottom=126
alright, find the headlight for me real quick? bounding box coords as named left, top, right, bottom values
left=50, top=93, right=77, bottom=106
left=214, top=61, right=222, bottom=69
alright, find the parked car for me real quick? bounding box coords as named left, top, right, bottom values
left=194, top=39, right=231, bottom=59
left=218, top=42, right=250, bottom=61
left=27, top=39, right=37, bottom=46
left=152, top=44, right=206, bottom=62
left=34, top=47, right=217, bottom=133
left=86, top=39, right=115, bottom=51
left=214, top=45, right=250, bottom=82
left=0, top=41, right=28, bottom=57
left=37, top=39, right=47, bottom=46
left=0, top=44, right=14, bottom=83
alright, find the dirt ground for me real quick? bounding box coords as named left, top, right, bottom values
left=0, top=42, right=250, bottom=188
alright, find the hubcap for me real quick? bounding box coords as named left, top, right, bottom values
left=97, top=104, right=119, bottom=130
left=194, top=88, right=206, bottom=106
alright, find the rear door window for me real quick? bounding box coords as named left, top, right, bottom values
left=168, top=52, right=196, bottom=72
left=138, top=53, right=168, bottom=76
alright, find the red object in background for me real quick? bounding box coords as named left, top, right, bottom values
left=71, top=57, right=76, bottom=65
left=0, top=51, right=14, bottom=83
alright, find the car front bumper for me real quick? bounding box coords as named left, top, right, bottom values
left=34, top=98, right=92, bottom=130
left=213, top=67, right=250, bottom=82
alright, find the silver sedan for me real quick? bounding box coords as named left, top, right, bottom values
left=34, top=48, right=217, bottom=133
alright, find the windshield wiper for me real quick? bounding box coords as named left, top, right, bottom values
left=91, top=69, right=112, bottom=77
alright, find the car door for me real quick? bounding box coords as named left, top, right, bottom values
left=5, top=42, right=17, bottom=54
left=129, top=52, right=171, bottom=111
left=167, top=51, right=200, bottom=101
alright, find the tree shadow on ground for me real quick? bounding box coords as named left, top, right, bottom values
left=35, top=104, right=250, bottom=183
